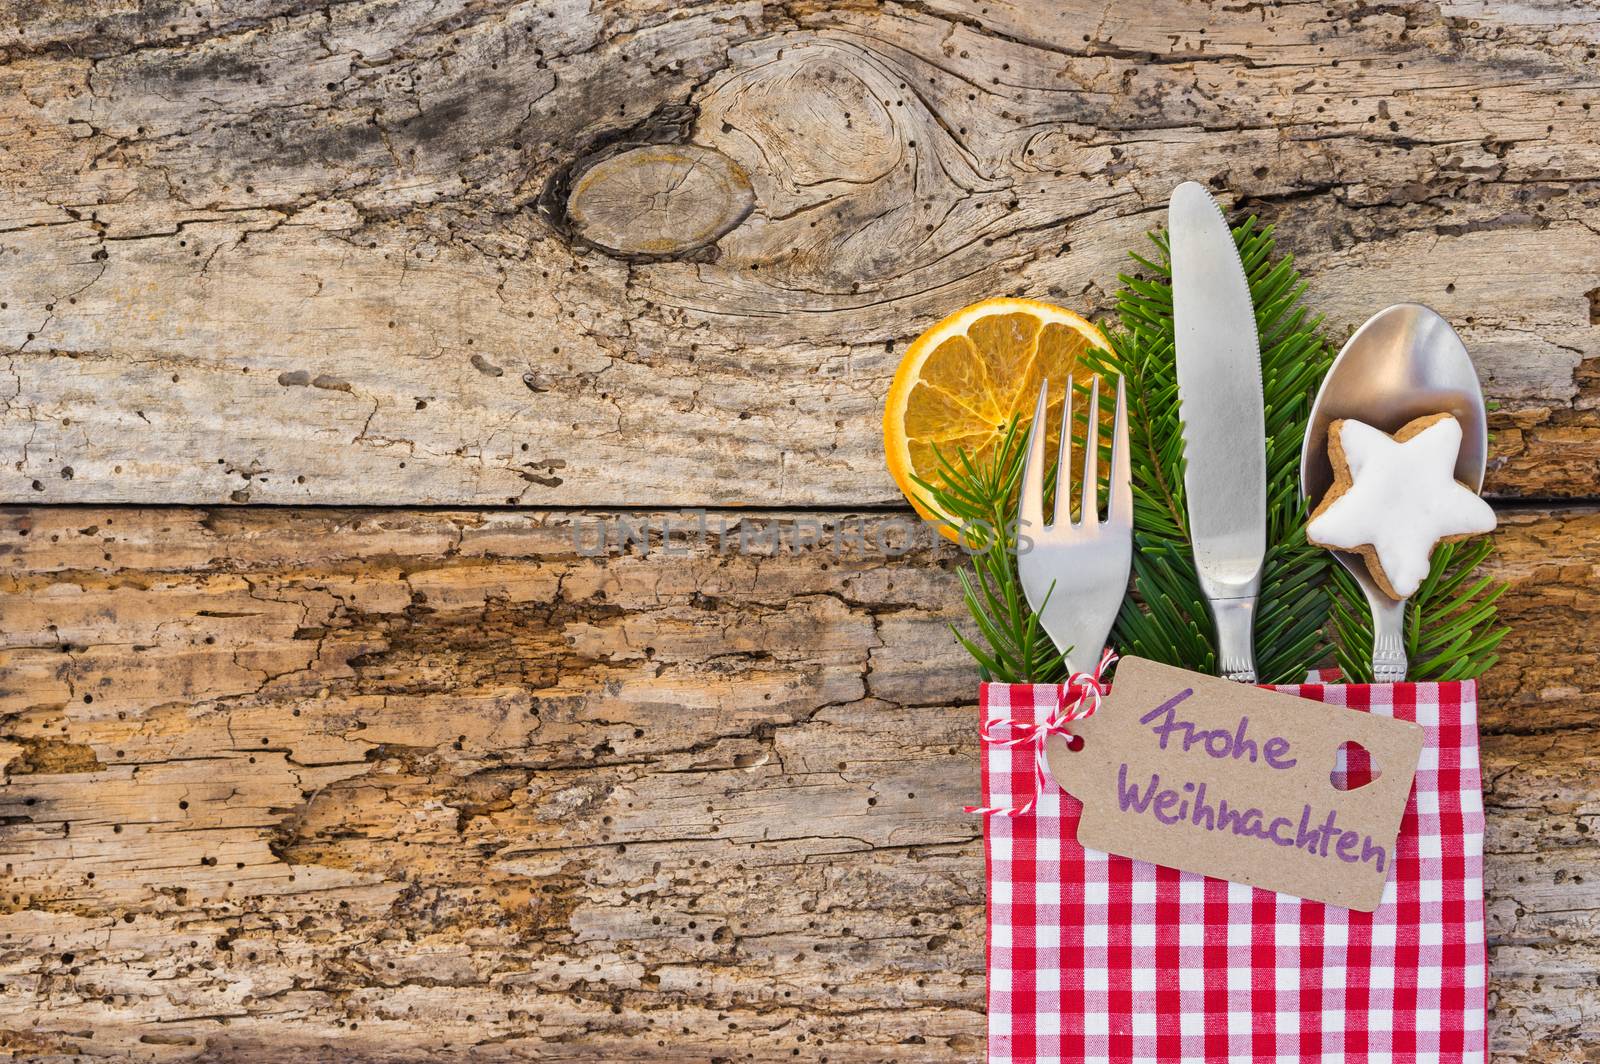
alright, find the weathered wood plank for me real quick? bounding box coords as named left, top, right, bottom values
left=1, top=1, right=1597, bottom=506
left=0, top=504, right=1594, bottom=1061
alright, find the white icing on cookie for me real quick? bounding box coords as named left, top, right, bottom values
left=1308, top=415, right=1496, bottom=599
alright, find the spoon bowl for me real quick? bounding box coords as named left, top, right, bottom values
left=1301, top=303, right=1489, bottom=681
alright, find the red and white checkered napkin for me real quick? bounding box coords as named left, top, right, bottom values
left=980, top=679, right=1486, bottom=1063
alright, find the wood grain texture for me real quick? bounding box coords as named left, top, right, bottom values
left=0, top=505, right=1592, bottom=1062
left=1, top=0, right=1597, bottom=506
left=3, top=1, right=1598, bottom=1060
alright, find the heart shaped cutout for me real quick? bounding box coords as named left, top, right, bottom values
left=1331, top=740, right=1382, bottom=791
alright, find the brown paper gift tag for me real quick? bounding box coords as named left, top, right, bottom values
left=1044, top=657, right=1423, bottom=912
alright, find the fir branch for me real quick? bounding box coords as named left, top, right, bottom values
left=913, top=214, right=1506, bottom=685
left=914, top=419, right=1070, bottom=684
left=1330, top=538, right=1509, bottom=682
left=1082, top=218, right=1338, bottom=684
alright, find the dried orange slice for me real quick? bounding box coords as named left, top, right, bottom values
left=883, top=297, right=1109, bottom=539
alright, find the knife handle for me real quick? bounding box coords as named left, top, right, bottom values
left=1209, top=596, right=1257, bottom=683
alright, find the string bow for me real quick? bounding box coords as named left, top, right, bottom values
left=966, top=648, right=1117, bottom=817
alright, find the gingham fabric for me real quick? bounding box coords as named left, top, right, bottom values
left=980, top=679, right=1486, bottom=1063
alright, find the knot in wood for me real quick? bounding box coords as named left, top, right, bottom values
left=566, top=144, right=754, bottom=259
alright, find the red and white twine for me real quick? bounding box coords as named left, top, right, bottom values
left=965, top=648, right=1117, bottom=817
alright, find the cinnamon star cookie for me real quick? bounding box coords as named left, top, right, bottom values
left=1307, top=414, right=1496, bottom=600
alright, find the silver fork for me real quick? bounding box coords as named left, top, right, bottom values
left=1017, top=376, right=1133, bottom=674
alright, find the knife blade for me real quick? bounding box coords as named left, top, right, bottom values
left=1168, top=181, right=1267, bottom=683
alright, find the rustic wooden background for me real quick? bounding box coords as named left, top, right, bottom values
left=1, top=0, right=1597, bottom=1060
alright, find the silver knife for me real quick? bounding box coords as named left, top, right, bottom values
left=1168, top=182, right=1267, bottom=683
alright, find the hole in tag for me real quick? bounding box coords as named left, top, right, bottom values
left=1330, top=740, right=1381, bottom=791
left=1064, top=734, right=1085, bottom=752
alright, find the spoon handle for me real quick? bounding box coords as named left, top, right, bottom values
left=1369, top=593, right=1408, bottom=683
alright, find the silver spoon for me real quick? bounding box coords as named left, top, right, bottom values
left=1300, top=304, right=1489, bottom=682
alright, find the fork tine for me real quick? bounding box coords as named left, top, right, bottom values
left=1050, top=379, right=1075, bottom=527
left=1110, top=375, right=1132, bottom=528
left=1018, top=379, right=1049, bottom=530
left=1079, top=375, right=1101, bottom=527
